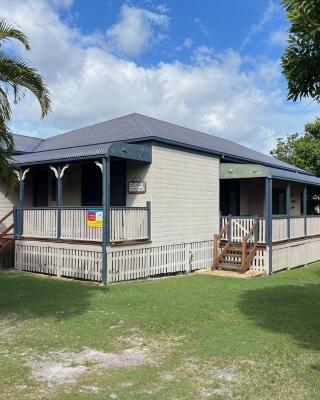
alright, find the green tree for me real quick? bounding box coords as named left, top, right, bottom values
left=282, top=0, right=320, bottom=102
left=0, top=19, right=51, bottom=190
left=271, top=117, right=320, bottom=176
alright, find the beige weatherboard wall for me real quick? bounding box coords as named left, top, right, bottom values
left=115, top=144, right=220, bottom=248
left=147, top=145, right=219, bottom=245
left=0, top=181, right=18, bottom=228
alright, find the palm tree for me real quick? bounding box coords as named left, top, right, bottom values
left=0, top=19, right=51, bottom=190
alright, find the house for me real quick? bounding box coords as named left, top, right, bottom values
left=1, top=113, right=320, bottom=282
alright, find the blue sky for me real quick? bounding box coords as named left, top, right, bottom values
left=65, top=0, right=287, bottom=65
left=0, top=0, right=318, bottom=152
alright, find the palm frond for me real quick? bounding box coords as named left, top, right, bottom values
left=0, top=19, right=30, bottom=50
left=0, top=86, right=11, bottom=122
left=0, top=52, right=51, bottom=117
left=0, top=116, right=16, bottom=193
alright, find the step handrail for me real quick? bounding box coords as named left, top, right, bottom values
left=240, top=222, right=257, bottom=273
left=0, top=224, right=14, bottom=239
left=212, top=220, right=231, bottom=270
left=0, top=209, right=13, bottom=226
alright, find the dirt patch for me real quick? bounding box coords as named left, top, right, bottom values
left=209, top=367, right=239, bottom=382
left=0, top=314, right=19, bottom=338
left=195, top=268, right=264, bottom=278
left=80, top=385, right=100, bottom=393
left=28, top=347, right=150, bottom=385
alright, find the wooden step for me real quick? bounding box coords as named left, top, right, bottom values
left=218, top=263, right=241, bottom=271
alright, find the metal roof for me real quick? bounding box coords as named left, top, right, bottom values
left=220, top=163, right=320, bottom=186
left=13, top=142, right=152, bottom=165
left=20, top=113, right=306, bottom=174
left=12, top=134, right=43, bottom=154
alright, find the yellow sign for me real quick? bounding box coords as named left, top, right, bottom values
left=87, top=210, right=103, bottom=228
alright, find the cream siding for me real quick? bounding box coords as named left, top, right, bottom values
left=126, top=160, right=152, bottom=207
left=148, top=145, right=219, bottom=244
left=0, top=181, right=18, bottom=228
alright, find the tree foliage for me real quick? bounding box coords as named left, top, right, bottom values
left=282, top=0, right=320, bottom=102
left=0, top=19, right=51, bottom=191
left=271, top=117, right=320, bottom=176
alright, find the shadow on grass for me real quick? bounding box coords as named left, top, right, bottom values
left=0, top=272, right=106, bottom=321
left=239, top=283, right=320, bottom=350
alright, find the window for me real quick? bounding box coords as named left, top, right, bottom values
left=272, top=188, right=286, bottom=215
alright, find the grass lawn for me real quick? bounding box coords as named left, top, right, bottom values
left=1, top=265, right=320, bottom=399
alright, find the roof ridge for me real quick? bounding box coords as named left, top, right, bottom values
left=131, top=113, right=154, bottom=137
left=135, top=113, right=304, bottom=173
left=135, top=112, right=230, bottom=142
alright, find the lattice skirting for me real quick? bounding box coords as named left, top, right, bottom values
left=15, top=239, right=217, bottom=282
left=15, top=239, right=270, bottom=282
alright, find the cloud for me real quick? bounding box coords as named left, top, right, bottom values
left=241, top=0, right=281, bottom=49
left=268, top=28, right=288, bottom=47
left=106, top=4, right=170, bottom=56
left=0, top=0, right=318, bottom=154
left=194, top=17, right=209, bottom=37
left=183, top=37, right=193, bottom=49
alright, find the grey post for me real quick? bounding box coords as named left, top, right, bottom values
left=57, top=165, right=62, bottom=239
left=146, top=201, right=152, bottom=240
left=227, top=214, right=232, bottom=242
left=286, top=182, right=291, bottom=240
left=17, top=168, right=29, bottom=238
left=18, top=169, right=24, bottom=238
left=254, top=216, right=259, bottom=245
left=303, top=186, right=307, bottom=237
left=265, top=178, right=273, bottom=274
left=101, top=157, right=110, bottom=284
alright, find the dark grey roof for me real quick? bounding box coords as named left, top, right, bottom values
left=268, top=167, right=320, bottom=186
left=13, top=142, right=152, bottom=165
left=26, top=113, right=305, bottom=174
left=12, top=134, right=42, bottom=154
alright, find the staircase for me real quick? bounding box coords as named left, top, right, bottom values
left=213, top=219, right=258, bottom=273
left=0, top=210, right=15, bottom=269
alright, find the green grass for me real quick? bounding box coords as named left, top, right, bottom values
left=1, top=265, right=320, bottom=399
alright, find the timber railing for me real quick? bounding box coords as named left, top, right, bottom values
left=212, top=219, right=231, bottom=269
left=220, top=216, right=264, bottom=243
left=240, top=221, right=258, bottom=273
left=221, top=214, right=320, bottom=244
left=15, top=202, right=151, bottom=243
left=0, top=210, right=14, bottom=236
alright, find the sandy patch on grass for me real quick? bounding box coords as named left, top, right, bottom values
left=0, top=314, right=19, bottom=338
left=28, top=347, right=150, bottom=385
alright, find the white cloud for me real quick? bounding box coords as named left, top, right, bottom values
left=106, top=4, right=170, bottom=56
left=183, top=37, right=193, bottom=49
left=0, top=0, right=318, bottom=154
left=241, top=0, right=281, bottom=49
left=268, top=28, right=288, bottom=47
